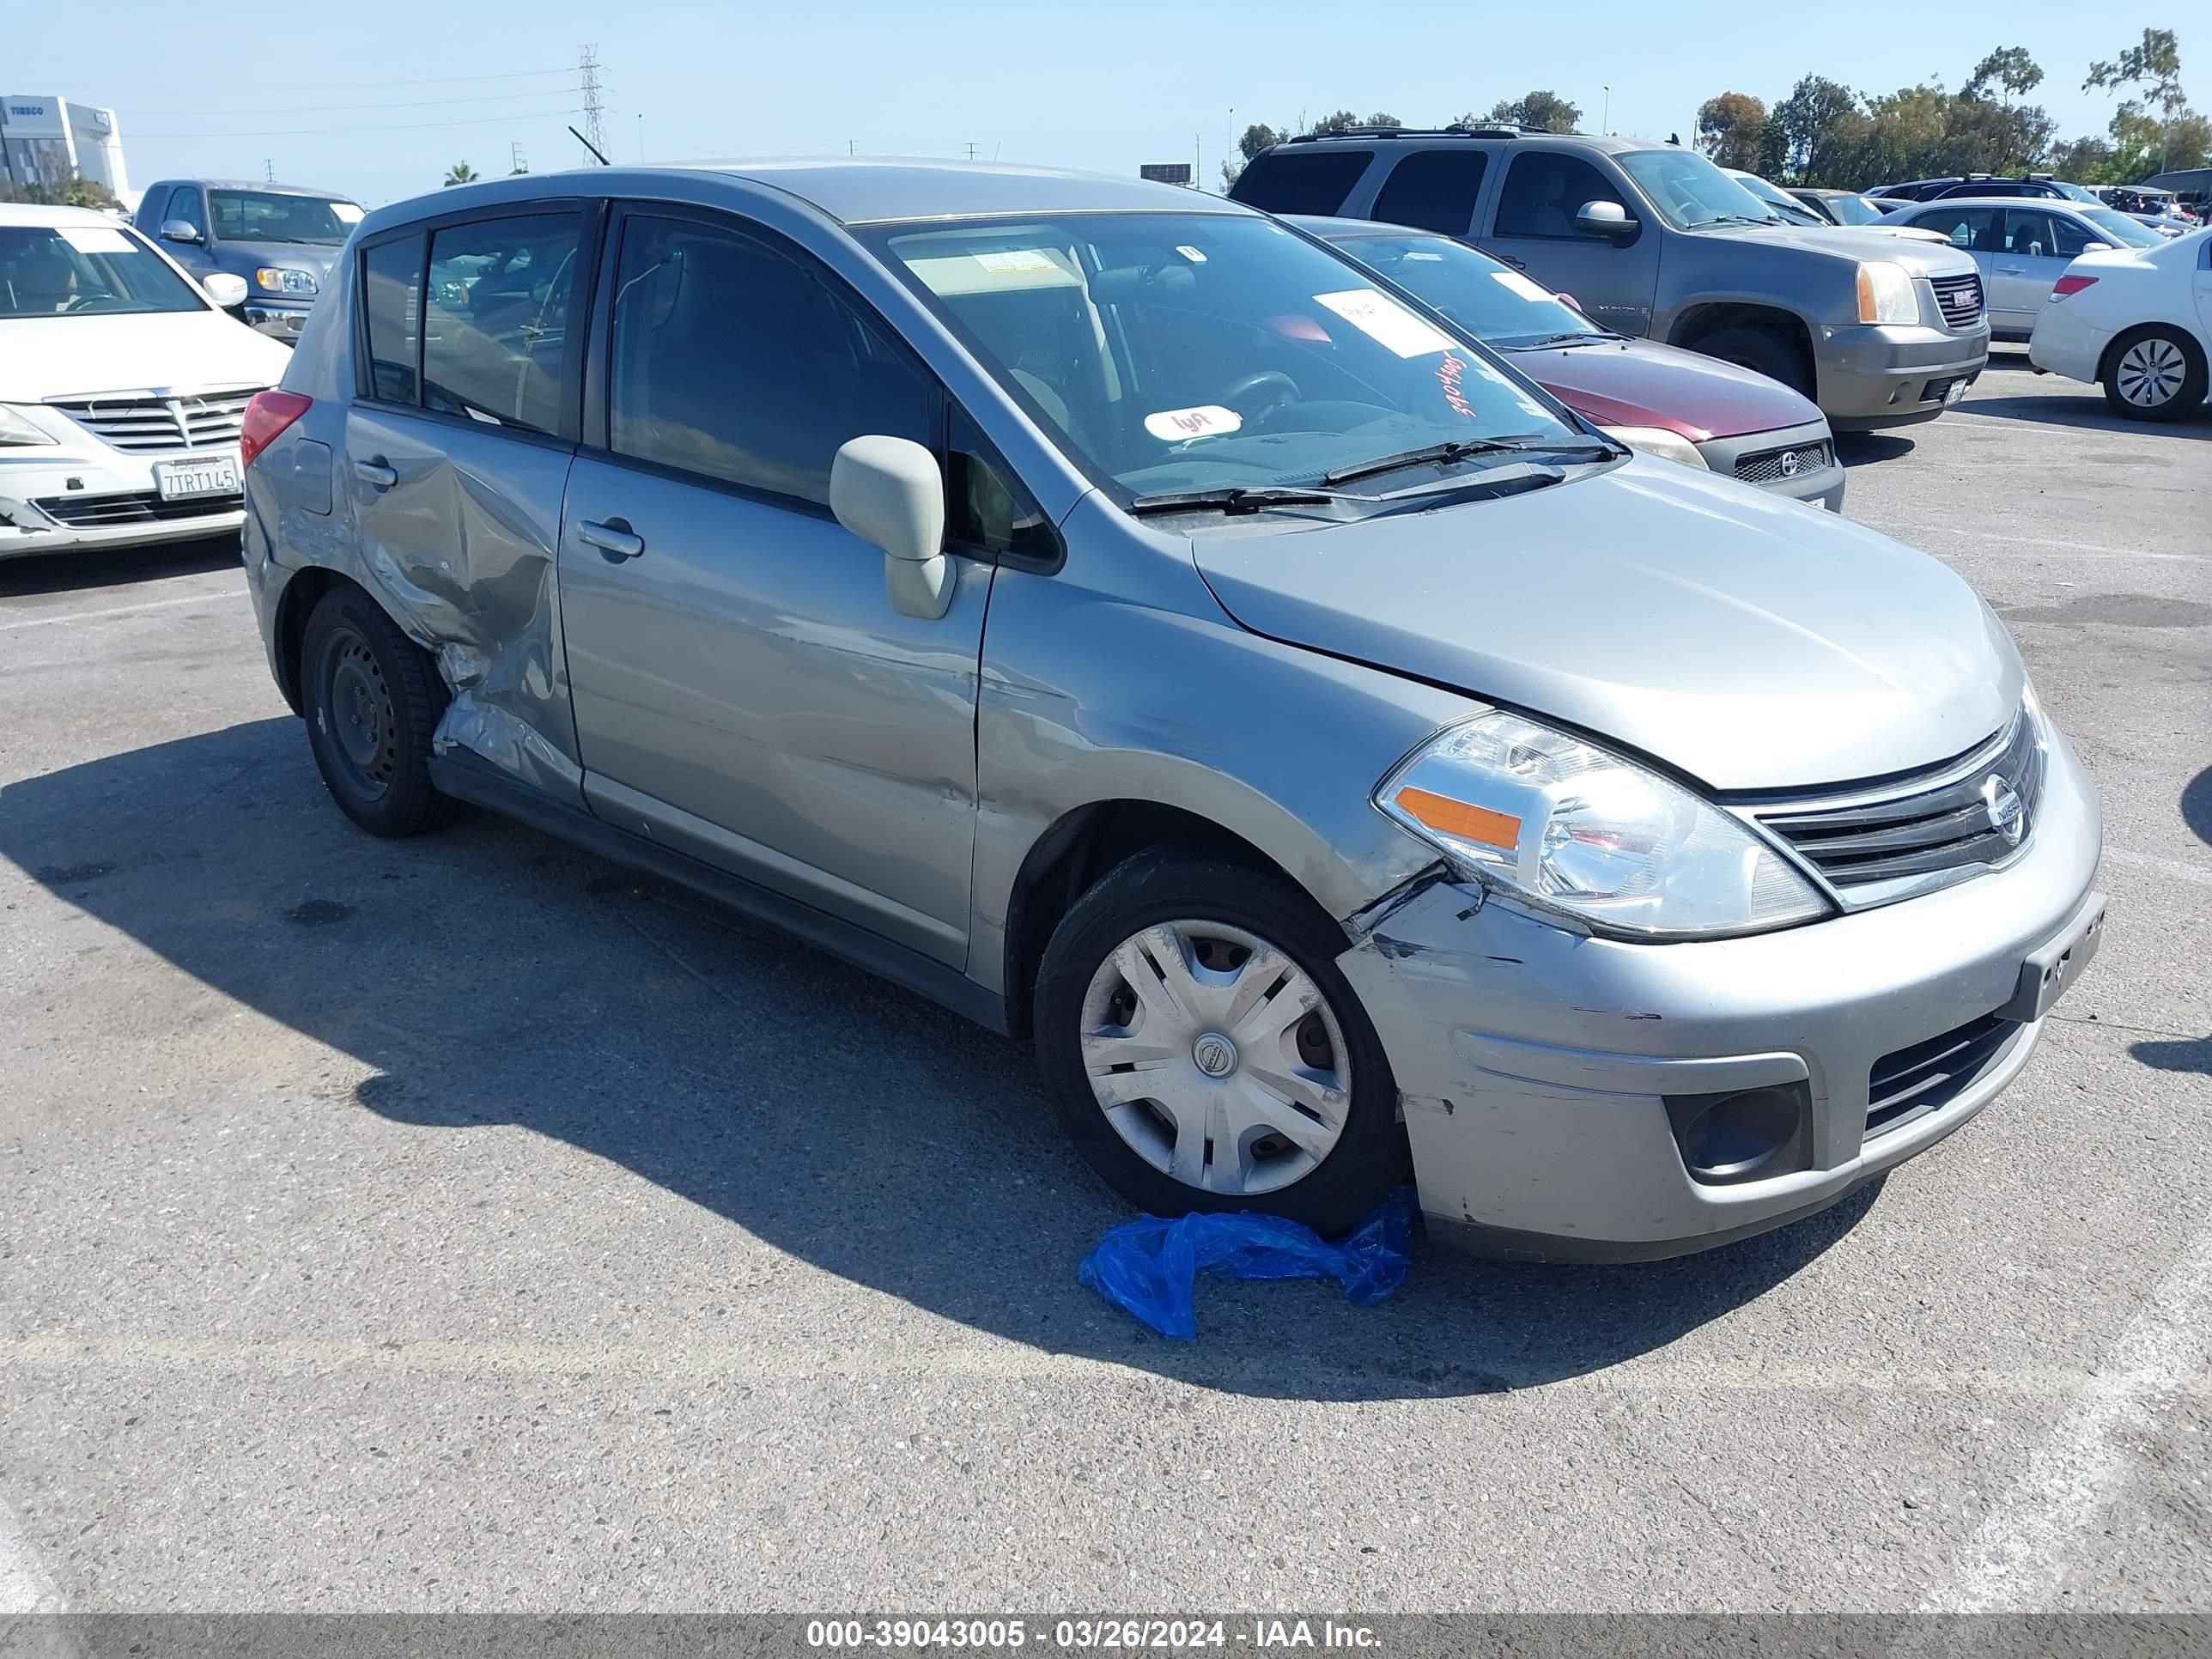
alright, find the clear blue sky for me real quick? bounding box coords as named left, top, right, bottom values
left=4, top=0, right=2186, bottom=209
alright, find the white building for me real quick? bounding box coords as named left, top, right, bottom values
left=1, top=96, right=129, bottom=201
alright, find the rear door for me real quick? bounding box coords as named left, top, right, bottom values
left=554, top=205, right=994, bottom=967
left=343, top=204, right=593, bottom=794
left=1479, top=148, right=1657, bottom=335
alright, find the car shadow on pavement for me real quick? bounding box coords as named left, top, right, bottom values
left=1949, top=394, right=2212, bottom=440
left=0, top=535, right=241, bottom=598
left=1834, top=433, right=1915, bottom=466
left=1, top=719, right=1881, bottom=1403
left=2131, top=1037, right=2212, bottom=1077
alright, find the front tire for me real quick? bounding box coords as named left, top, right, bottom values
left=2101, top=326, right=2208, bottom=422
left=299, top=584, right=458, bottom=837
left=1035, top=850, right=1407, bottom=1237
left=1691, top=325, right=1815, bottom=400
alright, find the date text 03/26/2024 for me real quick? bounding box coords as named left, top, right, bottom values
left=805, top=1620, right=1383, bottom=1650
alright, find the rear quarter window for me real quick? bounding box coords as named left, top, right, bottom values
left=1231, top=149, right=1373, bottom=216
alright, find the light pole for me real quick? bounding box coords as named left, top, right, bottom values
left=1602, top=85, right=1611, bottom=136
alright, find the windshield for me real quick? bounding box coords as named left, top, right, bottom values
left=1319, top=228, right=1603, bottom=346
left=208, top=189, right=362, bottom=246
left=1733, top=173, right=1826, bottom=225
left=0, top=222, right=207, bottom=319
left=2081, top=207, right=2165, bottom=247
left=1618, top=150, right=1786, bottom=228
left=1822, top=193, right=1886, bottom=226
left=863, top=213, right=1584, bottom=504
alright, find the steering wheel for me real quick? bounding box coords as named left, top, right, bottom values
left=1215, top=370, right=1302, bottom=423
left=63, top=294, right=108, bottom=313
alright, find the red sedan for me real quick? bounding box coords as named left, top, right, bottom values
left=1298, top=217, right=1845, bottom=510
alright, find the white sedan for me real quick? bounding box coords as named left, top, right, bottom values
left=1, top=204, right=295, bottom=558
left=2029, top=226, right=2212, bottom=421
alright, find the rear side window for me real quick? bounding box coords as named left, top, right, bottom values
left=605, top=215, right=936, bottom=507
left=1370, top=149, right=1489, bottom=235
left=1231, top=149, right=1372, bottom=216
left=422, top=213, right=581, bottom=434
left=362, top=234, right=424, bottom=404
left=1493, top=154, right=1626, bottom=239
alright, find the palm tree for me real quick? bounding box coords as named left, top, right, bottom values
left=442, top=162, right=479, bottom=188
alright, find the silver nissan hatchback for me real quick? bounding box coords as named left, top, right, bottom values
left=237, top=162, right=2105, bottom=1261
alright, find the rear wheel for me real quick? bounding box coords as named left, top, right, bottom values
left=1692, top=325, right=1815, bottom=400
left=1035, top=851, right=1407, bottom=1237
left=2101, top=326, right=2208, bottom=421
left=299, top=585, right=458, bottom=837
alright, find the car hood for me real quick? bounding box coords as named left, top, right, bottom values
left=0, top=311, right=294, bottom=400
left=1699, top=220, right=1977, bottom=277
left=1191, top=458, right=2021, bottom=792
left=1504, top=336, right=1822, bottom=441
left=213, top=239, right=343, bottom=280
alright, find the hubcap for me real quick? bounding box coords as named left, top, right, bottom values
left=1079, top=920, right=1351, bottom=1197
left=321, top=629, right=397, bottom=795
left=2117, top=337, right=2185, bottom=407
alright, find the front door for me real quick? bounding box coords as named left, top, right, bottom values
left=1907, top=205, right=2018, bottom=331
left=556, top=208, right=990, bottom=968
left=1479, top=148, right=1659, bottom=336
left=1997, top=209, right=2096, bottom=337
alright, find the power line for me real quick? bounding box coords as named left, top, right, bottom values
left=129, top=107, right=583, bottom=139
left=93, top=66, right=579, bottom=94
left=130, top=85, right=582, bottom=118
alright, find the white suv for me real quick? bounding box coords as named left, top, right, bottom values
left=1, top=204, right=294, bottom=559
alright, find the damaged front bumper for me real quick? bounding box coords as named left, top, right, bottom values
left=1335, top=728, right=2104, bottom=1262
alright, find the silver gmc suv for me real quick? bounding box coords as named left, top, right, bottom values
left=1231, top=127, right=1991, bottom=429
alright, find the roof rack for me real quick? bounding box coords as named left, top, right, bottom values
left=1284, top=123, right=1548, bottom=143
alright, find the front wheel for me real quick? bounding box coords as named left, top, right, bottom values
left=1034, top=851, right=1407, bottom=1237
left=2101, top=326, right=2208, bottom=422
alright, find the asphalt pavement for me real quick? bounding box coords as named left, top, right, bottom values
left=1, top=353, right=2207, bottom=1616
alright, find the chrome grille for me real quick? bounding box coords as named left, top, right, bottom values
left=31, top=490, right=245, bottom=527
left=1737, top=706, right=2045, bottom=899
left=1865, top=1011, right=2021, bottom=1141
left=1930, top=273, right=1984, bottom=330
left=43, top=388, right=260, bottom=454
left=1735, top=440, right=1832, bottom=485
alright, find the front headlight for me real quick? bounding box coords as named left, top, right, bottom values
left=1598, top=425, right=1710, bottom=469
left=0, top=405, right=57, bottom=447
left=1855, top=260, right=1919, bottom=325
left=1375, top=713, right=1830, bottom=938
left=253, top=266, right=318, bottom=295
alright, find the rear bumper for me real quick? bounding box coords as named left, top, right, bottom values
left=1336, top=724, right=2102, bottom=1261
left=2027, top=303, right=2112, bottom=387
left=1693, top=418, right=1846, bottom=511
left=1817, top=322, right=1990, bottom=429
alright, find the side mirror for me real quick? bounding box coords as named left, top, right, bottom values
left=2082, top=240, right=2113, bottom=252
left=1555, top=291, right=1584, bottom=312
left=159, top=219, right=204, bottom=246
left=1574, top=200, right=1638, bottom=240
left=201, top=272, right=249, bottom=309
left=831, top=435, right=951, bottom=620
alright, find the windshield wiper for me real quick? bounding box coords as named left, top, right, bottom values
left=1504, top=331, right=1621, bottom=349
left=1125, top=485, right=1357, bottom=517
left=1323, top=434, right=1620, bottom=487
left=1698, top=214, right=1784, bottom=228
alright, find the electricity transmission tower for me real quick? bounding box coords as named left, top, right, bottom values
left=579, top=45, right=606, bottom=160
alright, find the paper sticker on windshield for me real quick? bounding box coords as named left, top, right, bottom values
left=1144, top=404, right=1243, bottom=442
left=59, top=225, right=132, bottom=255
left=331, top=203, right=365, bottom=224
left=1313, top=289, right=1455, bottom=358
left=1175, top=245, right=1207, bottom=263
left=974, top=248, right=1061, bottom=274
left=1491, top=269, right=1555, bottom=303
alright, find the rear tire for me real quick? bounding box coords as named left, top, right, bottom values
left=299, top=585, right=459, bottom=837
left=1692, top=325, right=1815, bottom=400
left=1034, top=849, right=1407, bottom=1237
left=2100, top=325, right=2207, bottom=422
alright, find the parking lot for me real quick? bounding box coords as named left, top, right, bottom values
left=1, top=351, right=2208, bottom=1614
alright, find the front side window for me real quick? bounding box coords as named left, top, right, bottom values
left=1322, top=228, right=1601, bottom=345
left=606, top=216, right=935, bottom=506
left=209, top=189, right=363, bottom=247
left=1231, top=149, right=1373, bottom=216
left=362, top=234, right=423, bottom=403
left=864, top=212, right=1580, bottom=504
left=1494, top=153, right=1631, bottom=238
left=167, top=187, right=206, bottom=236
left=422, top=213, right=580, bottom=434
left=1613, top=149, right=1779, bottom=230
left=2004, top=210, right=2091, bottom=259
left=0, top=222, right=207, bottom=319
left=1370, top=149, right=1489, bottom=236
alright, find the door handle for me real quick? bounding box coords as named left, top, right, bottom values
left=353, top=458, right=397, bottom=489
left=578, top=518, right=645, bottom=562
left=1497, top=253, right=1528, bottom=270
left=1997, top=265, right=2027, bottom=274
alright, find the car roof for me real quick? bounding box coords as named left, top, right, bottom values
left=356, top=159, right=1233, bottom=235
left=156, top=178, right=356, bottom=198
left=1272, top=129, right=1653, bottom=159
left=1899, top=196, right=2100, bottom=213
left=0, top=202, right=125, bottom=227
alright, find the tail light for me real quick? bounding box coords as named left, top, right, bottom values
left=2052, top=275, right=2099, bottom=300
left=240, top=389, right=313, bottom=470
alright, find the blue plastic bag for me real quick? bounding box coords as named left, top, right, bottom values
left=1079, top=1188, right=1417, bottom=1339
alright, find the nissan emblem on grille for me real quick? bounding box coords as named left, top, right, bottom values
left=1982, top=775, right=2026, bottom=845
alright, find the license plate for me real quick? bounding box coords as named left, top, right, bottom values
left=1999, top=894, right=2106, bottom=1023
left=1943, top=377, right=1971, bottom=405
left=154, top=455, right=240, bottom=501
